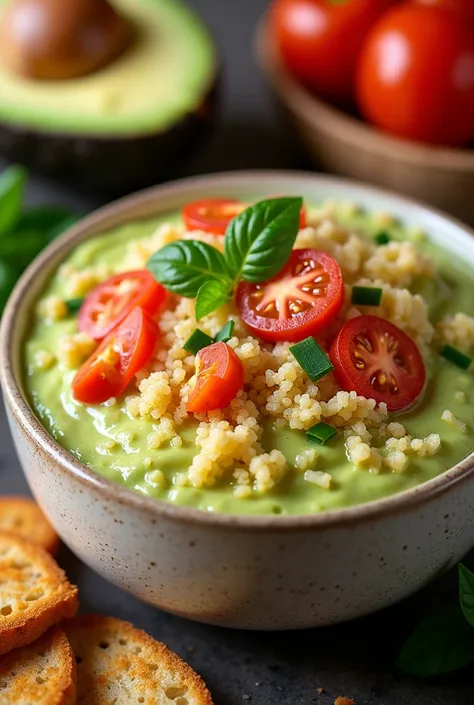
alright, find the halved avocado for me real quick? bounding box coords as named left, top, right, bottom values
left=0, top=0, right=218, bottom=193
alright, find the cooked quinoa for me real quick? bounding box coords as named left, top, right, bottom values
left=31, top=200, right=474, bottom=502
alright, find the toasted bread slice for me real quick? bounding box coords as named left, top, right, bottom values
left=0, top=531, right=78, bottom=655
left=0, top=626, right=76, bottom=704
left=0, top=496, right=59, bottom=555
left=64, top=615, right=213, bottom=704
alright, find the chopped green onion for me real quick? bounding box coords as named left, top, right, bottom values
left=440, top=344, right=472, bottom=370
left=215, top=320, right=235, bottom=343
left=375, top=231, right=391, bottom=245
left=65, top=297, right=84, bottom=315
left=290, top=337, right=334, bottom=382
left=183, top=329, right=214, bottom=355
left=306, top=422, right=337, bottom=445
left=351, top=286, right=382, bottom=307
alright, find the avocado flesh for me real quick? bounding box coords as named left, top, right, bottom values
left=0, top=0, right=217, bottom=192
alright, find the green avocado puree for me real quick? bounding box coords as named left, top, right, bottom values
left=23, top=207, right=474, bottom=515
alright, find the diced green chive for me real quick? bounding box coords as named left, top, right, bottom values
left=290, top=337, right=334, bottom=382
left=440, top=344, right=472, bottom=371
left=65, top=297, right=84, bottom=315
left=215, top=320, right=235, bottom=343
left=306, top=422, right=337, bottom=445
left=351, top=286, right=382, bottom=307
left=375, top=231, right=391, bottom=245
left=183, top=329, right=214, bottom=355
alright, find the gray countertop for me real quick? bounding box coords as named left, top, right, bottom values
left=0, top=1, right=473, bottom=703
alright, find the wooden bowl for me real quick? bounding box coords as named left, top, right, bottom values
left=256, top=18, right=474, bottom=225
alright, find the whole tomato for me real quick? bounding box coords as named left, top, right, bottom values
left=269, top=0, right=399, bottom=106
left=356, top=5, right=474, bottom=146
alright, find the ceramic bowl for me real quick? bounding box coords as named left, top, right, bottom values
left=256, top=19, right=474, bottom=226
left=2, top=171, right=474, bottom=630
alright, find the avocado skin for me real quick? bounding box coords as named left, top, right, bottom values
left=0, top=80, right=218, bottom=195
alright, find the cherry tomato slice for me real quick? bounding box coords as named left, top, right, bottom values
left=182, top=199, right=244, bottom=235
left=182, top=198, right=307, bottom=235
left=78, top=270, right=165, bottom=341
left=236, top=249, right=344, bottom=343
left=72, top=306, right=158, bottom=405
left=187, top=342, right=244, bottom=413
left=329, top=315, right=426, bottom=412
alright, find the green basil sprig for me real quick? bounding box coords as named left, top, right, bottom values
left=147, top=196, right=303, bottom=319
left=459, top=563, right=474, bottom=628
left=147, top=240, right=230, bottom=298
left=224, top=197, right=302, bottom=283
left=397, top=563, right=474, bottom=677
left=0, top=165, right=80, bottom=315
left=0, top=165, right=27, bottom=236
left=195, top=280, right=230, bottom=321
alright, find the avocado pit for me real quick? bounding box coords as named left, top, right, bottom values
left=0, top=0, right=132, bottom=80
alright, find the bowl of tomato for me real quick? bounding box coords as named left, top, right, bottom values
left=257, top=0, right=474, bottom=224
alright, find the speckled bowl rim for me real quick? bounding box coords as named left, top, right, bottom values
left=2, top=170, right=474, bottom=531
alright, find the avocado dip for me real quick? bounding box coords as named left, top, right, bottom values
left=24, top=200, right=474, bottom=516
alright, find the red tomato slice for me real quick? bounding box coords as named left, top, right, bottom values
left=329, top=315, right=426, bottom=412
left=182, top=198, right=244, bottom=235
left=187, top=342, right=244, bottom=413
left=78, top=270, right=165, bottom=341
left=236, top=249, right=344, bottom=343
left=72, top=307, right=158, bottom=404
left=182, top=198, right=307, bottom=235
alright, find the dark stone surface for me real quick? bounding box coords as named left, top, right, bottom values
left=0, top=1, right=473, bottom=703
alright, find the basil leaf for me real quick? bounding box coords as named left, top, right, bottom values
left=195, top=280, right=229, bottom=320
left=0, top=165, right=27, bottom=237
left=0, top=230, right=47, bottom=269
left=459, top=564, right=474, bottom=628
left=45, top=214, right=80, bottom=244
left=397, top=605, right=474, bottom=677
left=224, top=196, right=303, bottom=283
left=13, top=205, right=78, bottom=234
left=147, top=240, right=231, bottom=297
left=0, top=260, right=19, bottom=314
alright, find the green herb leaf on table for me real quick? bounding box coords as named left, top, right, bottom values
left=147, top=240, right=231, bottom=298
left=13, top=205, right=77, bottom=234
left=459, top=564, right=474, bottom=629
left=0, top=165, right=27, bottom=237
left=396, top=604, right=474, bottom=677
left=0, top=230, right=48, bottom=269
left=224, top=197, right=303, bottom=283
left=0, top=260, right=18, bottom=314
left=195, top=280, right=230, bottom=321
left=44, top=213, right=80, bottom=244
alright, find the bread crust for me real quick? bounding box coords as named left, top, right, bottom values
left=0, top=531, right=78, bottom=655
left=64, top=614, right=214, bottom=704
left=0, top=496, right=60, bottom=555
left=0, top=626, right=76, bottom=704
